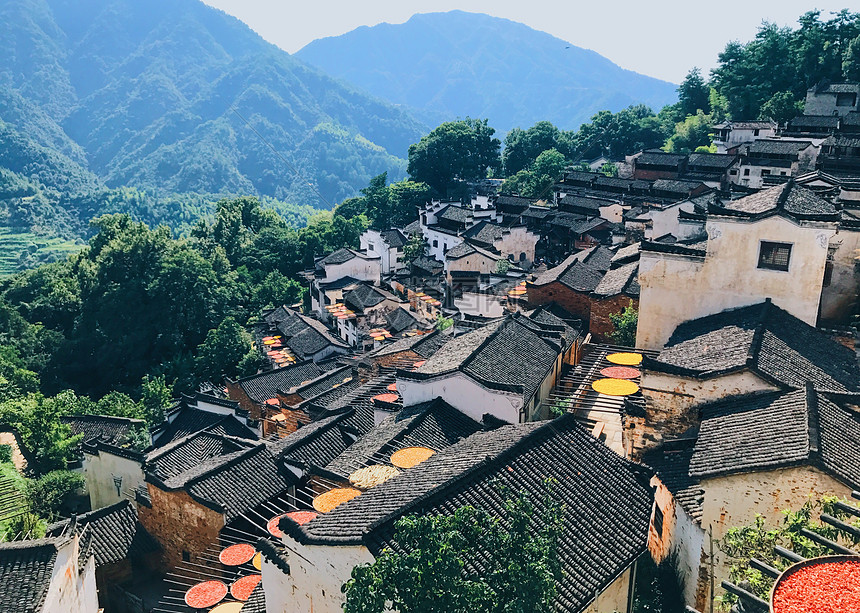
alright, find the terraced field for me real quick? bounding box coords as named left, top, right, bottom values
left=0, top=228, right=82, bottom=277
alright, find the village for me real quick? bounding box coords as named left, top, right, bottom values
left=2, top=80, right=860, bottom=613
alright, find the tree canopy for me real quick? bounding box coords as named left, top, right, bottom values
left=407, top=119, right=501, bottom=196
left=343, top=490, right=563, bottom=613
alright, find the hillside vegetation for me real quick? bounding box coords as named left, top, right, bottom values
left=296, top=10, right=678, bottom=134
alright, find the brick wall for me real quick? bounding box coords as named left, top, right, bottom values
left=226, top=381, right=263, bottom=421
left=138, top=484, right=224, bottom=572
left=590, top=295, right=638, bottom=343
left=526, top=282, right=593, bottom=321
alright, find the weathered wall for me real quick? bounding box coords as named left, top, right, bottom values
left=138, top=485, right=225, bottom=571
left=631, top=371, right=776, bottom=457
left=320, top=256, right=381, bottom=285
left=42, top=537, right=99, bottom=613
left=446, top=251, right=498, bottom=280
left=263, top=536, right=375, bottom=613
left=636, top=215, right=835, bottom=350
left=820, top=228, right=860, bottom=323
left=423, top=226, right=463, bottom=262
left=82, top=449, right=145, bottom=510
left=493, top=226, right=539, bottom=264
left=649, top=475, right=705, bottom=607
left=592, top=564, right=634, bottom=613
left=647, top=200, right=696, bottom=241
left=700, top=465, right=854, bottom=596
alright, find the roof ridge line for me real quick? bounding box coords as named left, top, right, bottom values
left=364, top=418, right=571, bottom=536
left=746, top=300, right=771, bottom=366
left=805, top=382, right=820, bottom=455
left=183, top=442, right=267, bottom=488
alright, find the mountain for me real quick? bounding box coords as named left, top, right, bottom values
left=0, top=0, right=427, bottom=210
left=296, top=11, right=678, bottom=135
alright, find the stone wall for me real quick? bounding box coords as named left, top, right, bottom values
left=138, top=484, right=225, bottom=571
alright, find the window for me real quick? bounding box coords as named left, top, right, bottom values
left=432, top=239, right=438, bottom=248
left=182, top=551, right=191, bottom=562
left=754, top=129, right=760, bottom=136
left=367, top=242, right=375, bottom=252
left=653, top=505, right=664, bottom=536
left=761, top=169, right=771, bottom=176
left=743, top=168, right=750, bottom=176
left=758, top=241, right=792, bottom=272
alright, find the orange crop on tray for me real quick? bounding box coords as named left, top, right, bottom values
left=390, top=446, right=435, bottom=469
left=600, top=366, right=640, bottom=380
left=285, top=510, right=318, bottom=525
left=219, top=543, right=255, bottom=566
left=267, top=514, right=287, bottom=538
left=313, top=487, right=361, bottom=513
left=231, top=574, right=262, bottom=601
left=772, top=559, right=860, bottom=613
left=185, top=580, right=228, bottom=608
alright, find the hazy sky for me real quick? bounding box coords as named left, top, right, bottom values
left=201, top=1, right=849, bottom=83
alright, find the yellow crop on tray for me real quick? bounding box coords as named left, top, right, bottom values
left=592, top=378, right=640, bottom=396
left=606, top=352, right=642, bottom=366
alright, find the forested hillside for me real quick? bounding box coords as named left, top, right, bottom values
left=296, top=11, right=678, bottom=134
left=0, top=0, right=429, bottom=273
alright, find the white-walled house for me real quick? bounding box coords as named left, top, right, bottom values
left=397, top=312, right=580, bottom=423
left=360, top=228, right=408, bottom=274
left=311, top=248, right=382, bottom=314
left=711, top=120, right=777, bottom=153
left=636, top=182, right=840, bottom=350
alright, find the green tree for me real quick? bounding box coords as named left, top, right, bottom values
left=608, top=301, right=638, bottom=347
left=664, top=111, right=713, bottom=154
left=571, top=105, right=666, bottom=160
left=194, top=316, right=256, bottom=382
left=844, top=33, right=860, bottom=80
left=402, top=233, right=427, bottom=264
left=0, top=394, right=82, bottom=474
left=25, top=470, right=85, bottom=520
left=501, top=148, right=566, bottom=198
left=252, top=271, right=305, bottom=311
left=759, top=91, right=804, bottom=124
left=502, top=121, right=570, bottom=177
left=140, top=374, right=172, bottom=427
left=408, top=119, right=501, bottom=196
left=677, top=68, right=711, bottom=117
left=343, top=490, right=563, bottom=613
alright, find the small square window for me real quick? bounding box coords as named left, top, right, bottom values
left=758, top=241, right=792, bottom=272
left=182, top=551, right=191, bottom=562
left=743, top=168, right=750, bottom=176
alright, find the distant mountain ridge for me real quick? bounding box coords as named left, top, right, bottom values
left=0, top=0, right=427, bottom=208
left=296, top=11, right=678, bottom=135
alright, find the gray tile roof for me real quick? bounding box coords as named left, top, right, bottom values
left=687, top=153, right=738, bottom=169
left=317, top=248, right=375, bottom=267
left=154, top=409, right=257, bottom=446
left=411, top=315, right=564, bottom=404
left=717, top=181, right=837, bottom=219
left=647, top=301, right=860, bottom=393
left=384, top=307, right=419, bottom=334
left=277, top=310, right=350, bottom=356
left=293, top=416, right=653, bottom=613
left=593, top=261, right=639, bottom=298
left=46, top=500, right=159, bottom=568
left=636, top=151, right=687, bottom=166
left=343, top=283, right=388, bottom=311
left=652, top=179, right=706, bottom=194
left=380, top=229, right=407, bottom=248
left=436, top=205, right=473, bottom=224
left=531, top=246, right=612, bottom=288
left=62, top=415, right=145, bottom=447
left=746, top=139, right=813, bottom=155
left=461, top=220, right=505, bottom=246
left=237, top=361, right=323, bottom=404
left=365, top=330, right=449, bottom=359
left=324, top=398, right=485, bottom=478
left=147, top=431, right=253, bottom=480
left=153, top=443, right=292, bottom=521
left=689, top=387, right=860, bottom=488
left=0, top=538, right=61, bottom=612
left=290, top=366, right=356, bottom=402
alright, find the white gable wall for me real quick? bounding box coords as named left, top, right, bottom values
left=636, top=215, right=835, bottom=349
left=397, top=371, right=523, bottom=424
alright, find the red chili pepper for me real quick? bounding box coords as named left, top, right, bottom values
left=772, top=560, right=860, bottom=613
